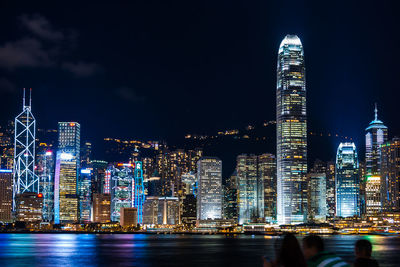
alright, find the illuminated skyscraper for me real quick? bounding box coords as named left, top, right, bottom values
left=276, top=35, right=307, bottom=224
left=223, top=172, right=238, bottom=222
left=307, top=173, right=327, bottom=222
left=78, top=168, right=92, bottom=222
left=92, top=193, right=111, bottom=223
left=365, top=105, right=387, bottom=214
left=197, top=157, right=222, bottom=220
left=110, top=164, right=134, bottom=222
left=335, top=143, right=360, bottom=217
left=380, top=137, right=400, bottom=211
left=37, top=148, right=55, bottom=222
left=133, top=161, right=145, bottom=224
left=236, top=154, right=263, bottom=224
left=258, top=154, right=277, bottom=223
left=58, top=122, right=81, bottom=156
left=0, top=169, right=13, bottom=223
left=54, top=152, right=78, bottom=223
left=310, top=160, right=335, bottom=218
left=54, top=122, right=81, bottom=223
left=13, top=89, right=39, bottom=209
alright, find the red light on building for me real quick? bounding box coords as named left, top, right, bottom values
left=37, top=193, right=43, bottom=198
left=70, top=123, right=75, bottom=127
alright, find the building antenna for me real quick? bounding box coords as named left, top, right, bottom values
left=374, top=103, right=378, bottom=121
left=29, top=88, right=32, bottom=107
left=23, top=88, right=26, bottom=107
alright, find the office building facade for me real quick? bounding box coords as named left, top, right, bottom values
left=365, top=105, right=387, bottom=214
left=335, top=143, right=360, bottom=217
left=276, top=35, right=308, bottom=224
left=196, top=157, right=222, bottom=220
left=381, top=137, right=400, bottom=211
left=307, top=173, right=327, bottom=221
left=0, top=169, right=13, bottom=222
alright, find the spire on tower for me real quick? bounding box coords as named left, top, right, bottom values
left=29, top=88, right=32, bottom=107
left=374, top=103, right=378, bottom=121
left=23, top=88, right=26, bottom=107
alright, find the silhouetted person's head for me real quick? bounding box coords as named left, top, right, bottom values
left=277, top=234, right=306, bottom=267
left=355, top=239, right=373, bottom=258
left=302, top=235, right=324, bottom=260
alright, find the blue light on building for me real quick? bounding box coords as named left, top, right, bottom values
left=335, top=142, right=360, bottom=217
left=133, top=161, right=145, bottom=224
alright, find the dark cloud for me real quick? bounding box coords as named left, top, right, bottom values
left=0, top=77, right=16, bottom=93
left=19, top=14, right=65, bottom=41
left=62, top=61, right=101, bottom=77
left=117, top=87, right=146, bottom=103
left=0, top=38, right=53, bottom=69
left=0, top=14, right=99, bottom=76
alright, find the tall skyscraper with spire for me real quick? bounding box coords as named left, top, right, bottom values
left=276, top=35, right=307, bottom=224
left=365, top=104, right=387, bottom=214
left=13, top=89, right=39, bottom=210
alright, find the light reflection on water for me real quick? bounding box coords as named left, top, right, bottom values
left=0, top=234, right=399, bottom=266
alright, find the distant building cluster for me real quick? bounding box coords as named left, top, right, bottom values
left=0, top=35, right=400, bottom=233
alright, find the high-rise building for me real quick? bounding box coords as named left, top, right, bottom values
left=236, top=154, right=263, bottom=224
left=381, top=137, right=400, bottom=211
left=58, top=122, right=81, bottom=157
left=16, top=192, right=43, bottom=223
left=13, top=89, right=39, bottom=210
left=276, top=35, right=307, bottom=224
left=81, top=141, right=92, bottom=167
left=78, top=168, right=92, bottom=222
left=92, top=193, right=111, bottom=223
left=54, top=122, right=80, bottom=224
left=0, top=122, right=14, bottom=170
left=142, top=196, right=180, bottom=225
left=223, top=172, right=238, bottom=222
left=133, top=161, right=145, bottom=224
left=236, top=154, right=276, bottom=224
left=326, top=161, right=336, bottom=217
left=36, top=148, right=55, bottom=222
left=335, top=143, right=360, bottom=217
left=54, top=152, right=79, bottom=223
left=91, top=160, right=108, bottom=195
left=158, top=197, right=180, bottom=225
left=197, top=157, right=222, bottom=220
left=310, top=160, right=335, bottom=218
left=182, top=194, right=196, bottom=227
left=110, top=164, right=134, bottom=222
left=258, top=154, right=277, bottom=223
left=0, top=169, right=13, bottom=223
left=120, top=207, right=138, bottom=227
left=365, top=105, right=387, bottom=214
left=307, top=173, right=327, bottom=222
left=155, top=148, right=203, bottom=197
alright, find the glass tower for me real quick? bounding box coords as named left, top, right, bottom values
left=133, top=161, right=145, bottom=224
left=307, top=173, right=327, bottom=222
left=365, top=105, right=387, bottom=214
left=196, top=157, right=222, bottom=220
left=276, top=35, right=307, bottom=224
left=380, top=137, right=400, bottom=211
left=335, top=142, right=360, bottom=217
left=78, top=168, right=92, bottom=222
left=54, top=122, right=81, bottom=223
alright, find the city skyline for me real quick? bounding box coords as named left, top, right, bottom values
left=1, top=2, right=400, bottom=266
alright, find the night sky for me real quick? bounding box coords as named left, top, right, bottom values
left=0, top=1, right=399, bottom=161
